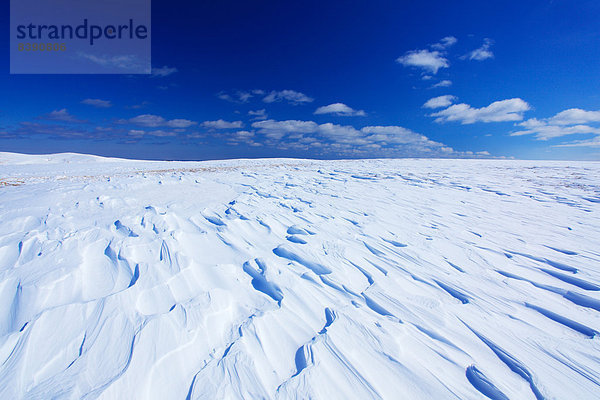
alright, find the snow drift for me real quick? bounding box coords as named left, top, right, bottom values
left=0, top=152, right=599, bottom=399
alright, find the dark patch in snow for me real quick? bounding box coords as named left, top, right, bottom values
left=465, top=365, right=510, bottom=400
left=362, top=293, right=395, bottom=317
left=541, top=269, right=600, bottom=291
left=204, top=215, right=226, bottom=226
left=243, top=259, right=283, bottom=304
left=286, top=235, right=307, bottom=244
left=319, top=308, right=336, bottom=334
left=468, top=327, right=545, bottom=400
left=525, top=303, right=598, bottom=338
left=434, top=280, right=470, bottom=304
left=273, top=246, right=332, bottom=275
left=544, top=246, right=577, bottom=256
left=382, top=238, right=408, bottom=248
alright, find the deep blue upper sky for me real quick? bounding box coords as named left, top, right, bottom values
left=1, top=0, right=600, bottom=160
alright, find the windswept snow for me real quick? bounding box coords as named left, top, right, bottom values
left=0, top=153, right=599, bottom=399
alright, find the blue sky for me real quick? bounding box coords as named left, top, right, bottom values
left=1, top=0, right=600, bottom=160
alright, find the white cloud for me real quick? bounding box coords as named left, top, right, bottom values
left=126, top=101, right=150, bottom=110
left=511, top=108, right=600, bottom=140
left=81, top=98, right=112, bottom=108
left=431, top=98, right=530, bottom=124
left=554, top=136, right=600, bottom=147
left=314, top=103, right=366, bottom=116
left=201, top=120, right=244, bottom=129
left=79, top=53, right=147, bottom=72
left=122, top=114, right=197, bottom=128
left=151, top=66, right=178, bottom=77
left=431, top=80, right=452, bottom=88
left=128, top=129, right=146, bottom=136
left=465, top=39, right=494, bottom=61
left=250, top=119, right=493, bottom=157
left=512, top=124, right=600, bottom=140
left=128, top=129, right=177, bottom=137
left=263, top=90, right=314, bottom=104
left=431, top=36, right=458, bottom=50
left=233, top=130, right=254, bottom=139
left=127, top=114, right=165, bottom=127
left=548, top=108, right=600, bottom=125
left=168, top=119, right=197, bottom=128
left=218, top=89, right=312, bottom=104
left=16, top=121, right=88, bottom=137
left=317, top=123, right=367, bottom=144
left=40, top=109, right=87, bottom=123
left=252, top=119, right=318, bottom=139
left=360, top=125, right=442, bottom=146
left=248, top=109, right=268, bottom=120
left=423, top=95, right=457, bottom=109
left=217, top=92, right=235, bottom=102
left=217, top=91, right=255, bottom=103
left=238, top=92, right=253, bottom=102
left=396, top=49, right=449, bottom=74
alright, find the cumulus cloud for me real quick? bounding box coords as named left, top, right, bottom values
left=128, top=129, right=177, bottom=137
left=431, top=98, right=530, bottom=124
left=217, top=90, right=261, bottom=103
left=16, top=121, right=89, bottom=137
left=314, top=103, right=366, bottom=116
left=511, top=108, right=600, bottom=140
left=151, top=66, right=178, bottom=77
left=554, top=136, right=600, bottom=147
left=548, top=108, right=600, bottom=125
left=249, top=119, right=491, bottom=157
left=201, top=120, right=244, bottom=129
left=396, top=49, right=449, bottom=74
left=126, top=101, right=150, bottom=110
left=360, top=125, right=444, bottom=146
left=39, top=109, right=87, bottom=123
left=423, top=95, right=457, bottom=109
left=81, top=98, right=112, bottom=108
left=431, top=36, right=458, bottom=50
left=513, top=124, right=600, bottom=140
left=248, top=109, right=268, bottom=120
left=217, top=92, right=234, bottom=102
left=79, top=53, right=148, bottom=72
left=121, top=114, right=197, bottom=128
left=464, top=39, right=494, bottom=61
left=252, top=119, right=318, bottom=139
left=126, top=114, right=165, bottom=127
left=263, top=90, right=314, bottom=104
left=217, top=89, right=309, bottom=104
left=238, top=92, right=253, bottom=102
left=168, top=119, right=198, bottom=128
left=431, top=80, right=452, bottom=88
left=218, top=130, right=264, bottom=147
left=233, top=130, right=254, bottom=139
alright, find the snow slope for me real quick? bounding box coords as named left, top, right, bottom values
left=0, top=153, right=599, bottom=399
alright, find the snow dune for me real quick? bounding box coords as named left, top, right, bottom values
left=0, top=153, right=599, bottom=399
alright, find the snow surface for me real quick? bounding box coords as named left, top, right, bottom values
left=0, top=152, right=599, bottom=399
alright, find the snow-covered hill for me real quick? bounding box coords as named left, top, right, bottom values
left=0, top=153, right=599, bottom=399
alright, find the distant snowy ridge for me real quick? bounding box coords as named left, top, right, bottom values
left=0, top=153, right=599, bottom=399
left=0, top=152, right=126, bottom=165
